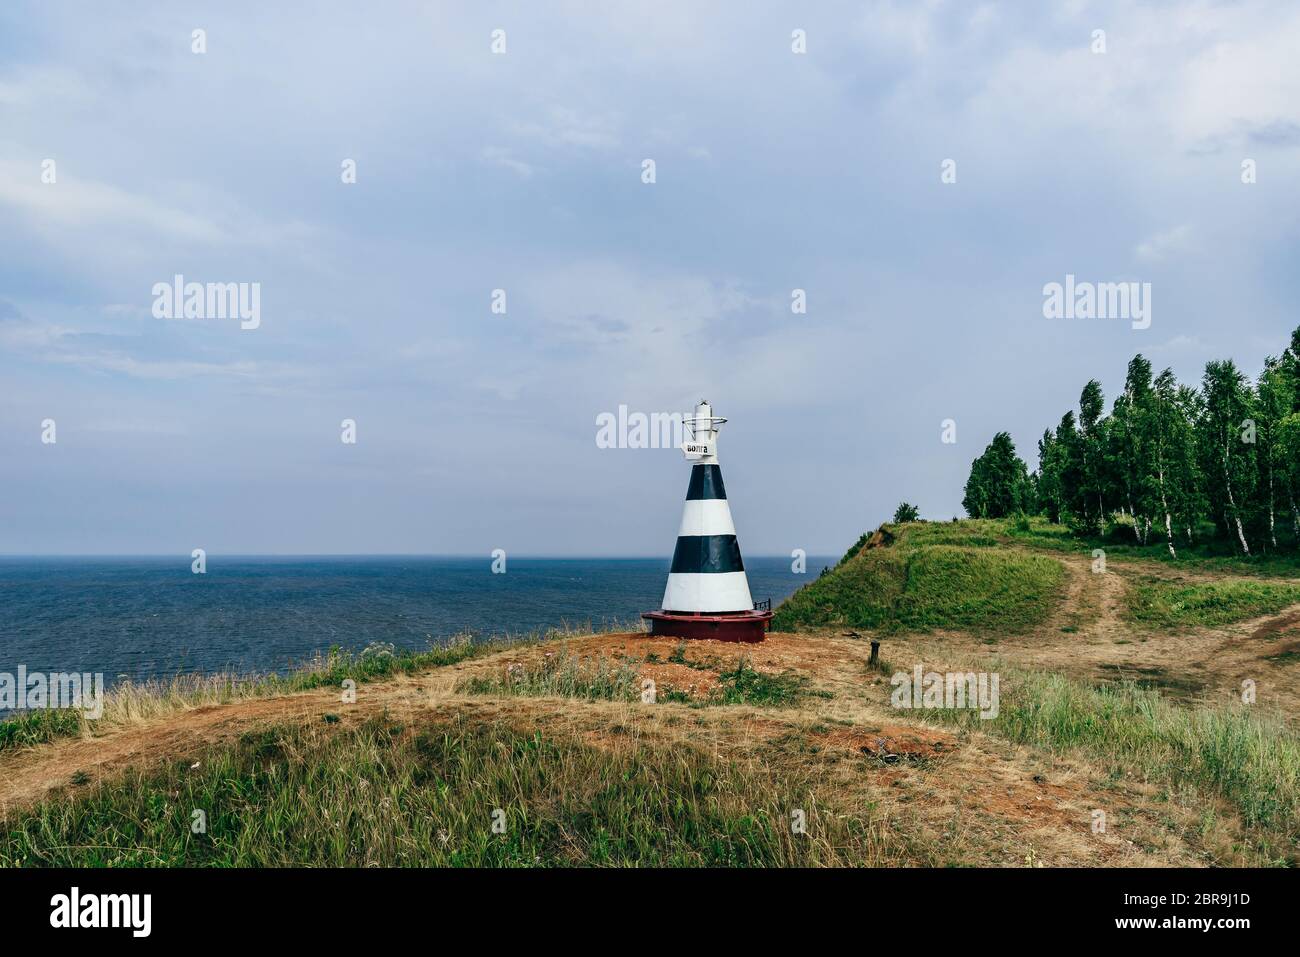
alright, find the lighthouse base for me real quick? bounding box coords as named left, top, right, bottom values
left=641, top=609, right=773, bottom=643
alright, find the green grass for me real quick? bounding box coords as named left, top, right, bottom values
left=772, top=548, right=909, bottom=631
left=888, top=519, right=1005, bottom=549
left=0, top=632, right=551, bottom=756
left=457, top=651, right=642, bottom=701
left=712, top=661, right=833, bottom=707
left=0, top=714, right=888, bottom=867
left=459, top=651, right=830, bottom=708
left=894, top=546, right=1063, bottom=632
left=836, top=520, right=1002, bottom=567
left=0, top=709, right=83, bottom=752
left=772, top=529, right=1064, bottom=635
left=924, top=670, right=1300, bottom=862
left=1000, top=516, right=1078, bottom=552
left=1126, top=576, right=1300, bottom=628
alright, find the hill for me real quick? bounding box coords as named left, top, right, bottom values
left=771, top=520, right=1066, bottom=634
left=1, top=518, right=1298, bottom=867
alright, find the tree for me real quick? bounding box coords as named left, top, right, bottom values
left=1077, top=380, right=1108, bottom=534
left=974, top=325, right=1300, bottom=555
left=1145, top=368, right=1198, bottom=558
left=1279, top=329, right=1300, bottom=538
left=1277, top=412, right=1300, bottom=539
left=1114, top=355, right=1154, bottom=543
left=1035, top=429, right=1064, bottom=523
left=963, top=432, right=1032, bottom=518
left=1284, top=327, right=1300, bottom=412
left=1198, top=360, right=1257, bottom=554
left=893, top=502, right=920, bottom=523
left=1256, top=357, right=1293, bottom=549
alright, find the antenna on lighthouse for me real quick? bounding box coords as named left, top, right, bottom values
left=681, top=399, right=725, bottom=462
left=643, top=400, right=772, bottom=643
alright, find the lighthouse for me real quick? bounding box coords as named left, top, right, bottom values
left=642, top=400, right=773, bottom=642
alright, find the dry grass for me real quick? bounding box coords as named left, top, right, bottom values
left=0, top=630, right=578, bottom=753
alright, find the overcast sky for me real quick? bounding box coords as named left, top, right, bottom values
left=2, top=1, right=1299, bottom=555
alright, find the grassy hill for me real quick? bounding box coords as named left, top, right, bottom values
left=772, top=520, right=1066, bottom=634
left=3, top=517, right=1299, bottom=867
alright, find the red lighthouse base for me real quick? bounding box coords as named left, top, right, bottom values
left=641, top=609, right=773, bottom=643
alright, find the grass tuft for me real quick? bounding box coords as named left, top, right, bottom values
left=457, top=651, right=642, bottom=701
left=0, top=709, right=83, bottom=752
left=460, top=650, right=830, bottom=709
left=712, top=660, right=832, bottom=707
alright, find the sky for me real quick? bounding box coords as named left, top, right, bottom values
left=2, top=0, right=1299, bottom=555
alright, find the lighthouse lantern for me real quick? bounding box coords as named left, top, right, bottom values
left=642, top=400, right=773, bottom=642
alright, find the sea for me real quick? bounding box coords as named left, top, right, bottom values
left=0, top=555, right=832, bottom=688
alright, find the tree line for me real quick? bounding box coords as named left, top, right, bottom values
left=962, top=326, right=1300, bottom=557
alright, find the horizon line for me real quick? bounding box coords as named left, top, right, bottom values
left=0, top=552, right=839, bottom=560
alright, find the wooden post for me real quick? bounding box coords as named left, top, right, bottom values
left=869, top=640, right=880, bottom=666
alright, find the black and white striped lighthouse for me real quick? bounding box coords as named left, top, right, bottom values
left=642, top=400, right=773, bottom=642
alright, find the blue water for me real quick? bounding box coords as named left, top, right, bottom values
left=0, top=556, right=832, bottom=686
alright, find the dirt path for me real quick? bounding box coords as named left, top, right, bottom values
left=1036, top=553, right=1129, bottom=646
left=940, top=548, right=1300, bottom=713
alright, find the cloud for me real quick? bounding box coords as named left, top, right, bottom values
left=1135, top=225, right=1194, bottom=263
left=481, top=146, right=535, bottom=179
left=42, top=351, right=269, bottom=380
left=509, top=106, right=622, bottom=150
left=1153, top=333, right=1209, bottom=353
left=522, top=261, right=757, bottom=350
left=1172, top=6, right=1300, bottom=150
left=0, top=64, right=97, bottom=108
left=0, top=160, right=226, bottom=243
left=3, top=0, right=1299, bottom=553
left=82, top=418, right=189, bottom=435
left=0, top=301, right=308, bottom=384
left=1247, top=120, right=1300, bottom=147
